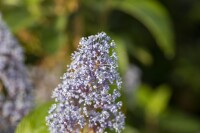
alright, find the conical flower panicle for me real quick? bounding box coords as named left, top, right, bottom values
left=46, top=32, right=125, bottom=133
left=0, top=14, right=33, bottom=132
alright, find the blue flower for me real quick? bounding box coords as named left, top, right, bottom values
left=0, top=14, right=33, bottom=132
left=46, top=32, right=125, bottom=133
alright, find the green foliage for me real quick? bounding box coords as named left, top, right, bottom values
left=15, top=102, right=53, bottom=133
left=160, top=111, right=200, bottom=133
left=146, top=85, right=171, bottom=117
left=136, top=84, right=171, bottom=118
left=1, top=0, right=67, bottom=56
left=114, top=36, right=129, bottom=74
left=1, top=0, right=175, bottom=62
left=1, top=0, right=200, bottom=132
left=3, top=8, right=35, bottom=32
left=134, top=47, right=153, bottom=65
left=122, top=126, right=139, bottom=133
left=109, top=0, right=175, bottom=58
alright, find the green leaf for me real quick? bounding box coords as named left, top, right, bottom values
left=160, top=111, right=200, bottom=133
left=2, top=0, right=21, bottom=6
left=110, top=0, right=175, bottom=58
left=133, top=47, right=153, bottom=65
left=136, top=84, right=153, bottom=108
left=3, top=8, right=35, bottom=32
left=146, top=85, right=171, bottom=117
left=15, top=102, right=53, bottom=133
left=113, top=36, right=129, bottom=74
left=122, top=125, right=139, bottom=133
left=39, top=28, right=65, bottom=54
left=136, top=84, right=171, bottom=118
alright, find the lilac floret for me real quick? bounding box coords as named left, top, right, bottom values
left=0, top=14, right=33, bottom=132
left=46, top=32, right=125, bottom=133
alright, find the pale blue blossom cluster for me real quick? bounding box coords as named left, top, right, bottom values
left=0, top=15, right=33, bottom=132
left=46, top=32, right=125, bottom=133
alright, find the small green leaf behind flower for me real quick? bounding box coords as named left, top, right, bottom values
left=16, top=102, right=53, bottom=133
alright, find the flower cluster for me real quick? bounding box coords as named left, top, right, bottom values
left=46, top=32, right=125, bottom=133
left=0, top=14, right=33, bottom=132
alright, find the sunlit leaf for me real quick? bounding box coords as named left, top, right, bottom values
left=146, top=85, right=171, bottom=117
left=136, top=84, right=171, bottom=118
left=2, top=0, right=21, bottom=6
left=24, top=0, right=42, bottom=18
left=136, top=84, right=153, bottom=108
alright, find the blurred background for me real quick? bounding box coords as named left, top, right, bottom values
left=1, top=0, right=200, bottom=133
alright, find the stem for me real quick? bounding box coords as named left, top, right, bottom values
left=82, top=126, right=94, bottom=133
